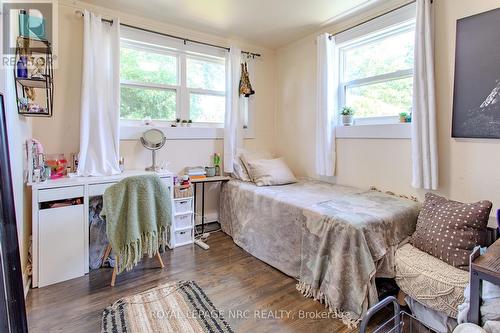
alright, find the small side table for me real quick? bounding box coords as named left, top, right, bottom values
left=468, top=238, right=500, bottom=324
left=191, top=176, right=231, bottom=234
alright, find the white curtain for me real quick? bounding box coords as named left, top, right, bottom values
left=411, top=0, right=438, bottom=190
left=315, top=33, right=338, bottom=177
left=224, top=47, right=242, bottom=173
left=77, top=11, right=121, bottom=177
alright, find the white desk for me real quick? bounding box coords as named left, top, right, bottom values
left=29, top=170, right=192, bottom=287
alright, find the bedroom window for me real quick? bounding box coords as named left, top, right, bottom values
left=338, top=18, right=415, bottom=125
left=119, top=30, right=226, bottom=127
left=186, top=55, right=226, bottom=123
left=120, top=46, right=179, bottom=122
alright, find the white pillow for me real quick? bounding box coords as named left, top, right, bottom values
left=232, top=157, right=251, bottom=181
left=232, top=150, right=273, bottom=181
left=245, top=157, right=297, bottom=186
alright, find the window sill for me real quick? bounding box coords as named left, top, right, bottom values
left=336, top=123, right=411, bottom=139
left=120, top=125, right=255, bottom=140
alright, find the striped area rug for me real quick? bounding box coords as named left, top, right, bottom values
left=102, top=281, right=233, bottom=333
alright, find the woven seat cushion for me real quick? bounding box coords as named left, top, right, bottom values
left=395, top=243, right=468, bottom=318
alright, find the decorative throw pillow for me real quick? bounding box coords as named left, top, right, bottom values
left=232, top=156, right=251, bottom=181
left=410, top=193, right=492, bottom=271
left=233, top=150, right=274, bottom=181
left=244, top=157, right=297, bottom=186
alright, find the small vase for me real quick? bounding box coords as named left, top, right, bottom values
left=342, top=115, right=354, bottom=126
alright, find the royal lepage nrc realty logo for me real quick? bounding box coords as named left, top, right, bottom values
left=2, top=0, right=58, bottom=68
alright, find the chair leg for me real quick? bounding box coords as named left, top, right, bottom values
left=156, top=252, right=165, bottom=269
left=102, top=244, right=112, bottom=268
left=111, top=255, right=118, bottom=287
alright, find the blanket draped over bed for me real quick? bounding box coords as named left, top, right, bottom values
left=219, top=180, right=420, bottom=327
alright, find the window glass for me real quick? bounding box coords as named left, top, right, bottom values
left=120, top=47, right=178, bottom=85
left=189, top=93, right=225, bottom=123
left=345, top=77, right=413, bottom=118
left=344, top=28, right=414, bottom=82
left=120, top=38, right=227, bottom=124
left=186, top=57, right=225, bottom=91
left=120, top=86, right=176, bottom=121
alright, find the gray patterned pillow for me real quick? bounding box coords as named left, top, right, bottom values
left=410, top=193, right=492, bottom=271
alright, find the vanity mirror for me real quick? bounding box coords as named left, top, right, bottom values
left=140, top=128, right=166, bottom=171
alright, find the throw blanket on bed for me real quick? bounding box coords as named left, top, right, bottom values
left=220, top=180, right=420, bottom=327
left=101, top=175, right=171, bottom=274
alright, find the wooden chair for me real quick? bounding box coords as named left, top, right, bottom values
left=102, top=244, right=165, bottom=287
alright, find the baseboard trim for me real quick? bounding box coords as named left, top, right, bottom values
left=194, top=212, right=219, bottom=226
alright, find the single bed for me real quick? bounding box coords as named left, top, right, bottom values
left=219, top=178, right=421, bottom=326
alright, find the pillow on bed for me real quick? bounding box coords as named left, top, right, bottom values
left=232, top=150, right=274, bottom=181
left=244, top=157, right=297, bottom=186
left=410, top=193, right=492, bottom=271
left=232, top=156, right=251, bottom=181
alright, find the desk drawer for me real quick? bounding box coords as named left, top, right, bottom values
left=88, top=182, right=117, bottom=196
left=38, top=186, right=84, bottom=203
left=174, top=229, right=193, bottom=246
left=173, top=214, right=193, bottom=230
left=174, top=198, right=192, bottom=214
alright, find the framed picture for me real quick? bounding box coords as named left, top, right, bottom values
left=452, top=8, right=500, bottom=139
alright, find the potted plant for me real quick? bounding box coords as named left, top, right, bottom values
left=341, top=107, right=355, bottom=126
left=181, top=119, right=188, bottom=127
left=399, top=112, right=408, bottom=123
left=187, top=119, right=192, bottom=127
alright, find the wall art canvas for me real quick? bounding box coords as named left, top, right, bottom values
left=452, top=7, right=500, bottom=139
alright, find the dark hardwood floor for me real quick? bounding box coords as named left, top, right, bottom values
left=26, top=232, right=388, bottom=333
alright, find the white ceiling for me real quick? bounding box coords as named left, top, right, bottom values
left=79, top=0, right=381, bottom=49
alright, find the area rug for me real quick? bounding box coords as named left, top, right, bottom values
left=101, top=281, right=233, bottom=333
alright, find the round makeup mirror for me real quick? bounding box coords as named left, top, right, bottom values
left=140, top=128, right=166, bottom=171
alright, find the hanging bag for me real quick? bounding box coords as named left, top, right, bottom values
left=239, top=62, right=255, bottom=97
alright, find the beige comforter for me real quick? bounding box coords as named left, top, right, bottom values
left=220, top=179, right=420, bottom=326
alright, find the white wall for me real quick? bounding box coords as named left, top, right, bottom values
left=30, top=0, right=277, bottom=221
left=276, top=0, right=500, bottom=219
left=1, top=64, right=32, bottom=290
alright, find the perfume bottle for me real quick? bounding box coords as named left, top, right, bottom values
left=17, top=55, right=28, bottom=78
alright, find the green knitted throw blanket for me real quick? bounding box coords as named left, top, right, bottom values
left=101, top=175, right=172, bottom=274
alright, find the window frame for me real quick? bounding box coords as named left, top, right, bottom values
left=334, top=2, right=416, bottom=129
left=120, top=42, right=181, bottom=123
left=185, top=53, right=226, bottom=124
left=118, top=27, right=254, bottom=140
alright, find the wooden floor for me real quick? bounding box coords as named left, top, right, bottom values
left=26, top=232, right=388, bottom=333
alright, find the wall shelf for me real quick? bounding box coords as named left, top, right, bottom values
left=14, top=36, right=54, bottom=117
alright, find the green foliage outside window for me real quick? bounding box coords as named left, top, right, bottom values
left=344, top=27, right=414, bottom=118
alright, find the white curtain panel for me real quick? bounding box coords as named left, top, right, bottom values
left=411, top=0, right=438, bottom=190
left=77, top=11, right=121, bottom=177
left=315, top=33, right=338, bottom=177
left=223, top=47, right=242, bottom=173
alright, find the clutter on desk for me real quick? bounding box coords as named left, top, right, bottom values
left=174, top=185, right=194, bottom=198
left=174, top=174, right=193, bottom=198
left=45, top=154, right=68, bottom=179
left=205, top=166, right=216, bottom=177
left=187, top=166, right=206, bottom=180
left=26, top=139, right=80, bottom=183
left=26, top=138, right=48, bottom=183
